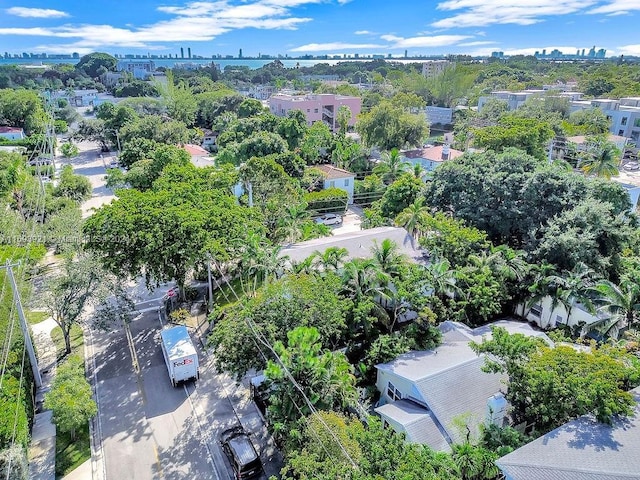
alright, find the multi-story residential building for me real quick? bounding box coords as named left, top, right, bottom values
left=421, top=60, right=450, bottom=78
left=424, top=106, right=453, bottom=125
left=268, top=93, right=361, bottom=131
left=116, top=60, right=156, bottom=79
left=238, top=85, right=276, bottom=100
left=479, top=90, right=640, bottom=142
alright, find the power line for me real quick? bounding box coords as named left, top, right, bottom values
left=207, top=262, right=346, bottom=466
left=210, top=258, right=359, bottom=469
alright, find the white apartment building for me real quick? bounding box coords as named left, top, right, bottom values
left=479, top=90, right=640, bottom=143
left=421, top=61, right=450, bottom=78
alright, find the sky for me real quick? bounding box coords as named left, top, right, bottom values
left=1, top=0, right=640, bottom=58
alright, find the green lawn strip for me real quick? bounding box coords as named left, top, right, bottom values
left=211, top=276, right=248, bottom=308
left=55, top=424, right=90, bottom=478
left=50, top=324, right=84, bottom=360
left=50, top=324, right=91, bottom=478
left=26, top=310, right=49, bottom=325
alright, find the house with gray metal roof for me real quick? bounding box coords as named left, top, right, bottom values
left=279, top=226, right=424, bottom=265
left=497, top=386, right=640, bottom=480
left=374, top=320, right=551, bottom=451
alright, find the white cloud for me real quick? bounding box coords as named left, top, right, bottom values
left=6, top=7, right=69, bottom=18
left=380, top=34, right=471, bottom=48
left=290, top=42, right=386, bottom=52
left=618, top=44, right=640, bottom=56
left=354, top=30, right=373, bottom=35
left=0, top=0, right=354, bottom=50
left=290, top=33, right=472, bottom=53
left=432, top=0, right=596, bottom=28
left=456, top=40, right=497, bottom=46
left=588, top=0, right=640, bottom=15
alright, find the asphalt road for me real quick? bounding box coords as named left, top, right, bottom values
left=88, top=309, right=281, bottom=480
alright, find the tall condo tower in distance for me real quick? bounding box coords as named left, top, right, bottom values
left=180, top=47, right=184, bottom=59
left=239, top=48, right=243, bottom=58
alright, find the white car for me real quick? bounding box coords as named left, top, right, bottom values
left=315, top=213, right=343, bottom=226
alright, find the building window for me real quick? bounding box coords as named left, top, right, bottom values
left=387, top=382, right=402, bottom=401
left=555, top=314, right=564, bottom=324
left=314, top=108, right=319, bottom=113
left=329, top=181, right=335, bottom=188
left=622, top=117, right=628, bottom=126
left=530, top=304, right=543, bottom=318
left=344, top=179, right=350, bottom=186
left=619, top=130, right=625, bottom=136
left=635, top=118, right=640, bottom=128
left=307, top=109, right=310, bottom=112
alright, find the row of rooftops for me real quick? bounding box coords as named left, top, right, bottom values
left=269, top=92, right=360, bottom=102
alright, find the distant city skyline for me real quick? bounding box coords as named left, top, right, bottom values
left=1, top=1, right=640, bottom=58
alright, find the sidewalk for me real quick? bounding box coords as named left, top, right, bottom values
left=28, top=317, right=58, bottom=480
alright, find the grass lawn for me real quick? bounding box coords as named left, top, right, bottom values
left=25, top=310, right=49, bottom=325
left=211, top=276, right=249, bottom=309
left=50, top=323, right=91, bottom=478
left=50, top=324, right=84, bottom=360
left=55, top=424, right=90, bottom=478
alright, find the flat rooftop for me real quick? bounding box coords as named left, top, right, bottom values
left=279, top=226, right=423, bottom=264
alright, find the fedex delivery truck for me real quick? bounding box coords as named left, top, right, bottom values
left=160, top=325, right=199, bottom=387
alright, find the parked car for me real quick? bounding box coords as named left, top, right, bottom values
left=315, top=213, right=343, bottom=226
left=220, top=426, right=262, bottom=479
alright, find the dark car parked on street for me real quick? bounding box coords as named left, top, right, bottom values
left=220, top=426, right=262, bottom=479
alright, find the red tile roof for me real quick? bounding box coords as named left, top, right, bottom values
left=182, top=144, right=209, bottom=156
left=402, top=145, right=463, bottom=163
left=0, top=126, right=23, bottom=133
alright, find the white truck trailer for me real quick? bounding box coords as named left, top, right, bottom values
left=160, top=325, right=199, bottom=387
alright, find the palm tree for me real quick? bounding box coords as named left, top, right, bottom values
left=487, top=245, right=529, bottom=282
left=340, top=258, right=390, bottom=304
left=588, top=279, right=640, bottom=339
left=289, top=256, right=316, bottom=275
left=394, top=198, right=429, bottom=241
left=545, top=262, right=597, bottom=323
left=312, top=247, right=349, bottom=273
left=412, top=163, right=426, bottom=180
left=1, top=154, right=31, bottom=219
left=578, top=137, right=621, bottom=179
left=452, top=442, right=498, bottom=480
left=423, top=259, right=458, bottom=300
left=370, top=239, right=407, bottom=278
left=276, top=203, right=310, bottom=244
left=373, top=148, right=410, bottom=184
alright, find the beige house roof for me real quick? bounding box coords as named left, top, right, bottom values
left=315, top=164, right=354, bottom=180
left=567, top=134, right=627, bottom=145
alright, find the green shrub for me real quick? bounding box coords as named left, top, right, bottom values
left=304, top=187, right=348, bottom=215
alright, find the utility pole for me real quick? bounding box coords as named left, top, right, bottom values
left=206, top=256, right=214, bottom=313
left=3, top=262, right=42, bottom=389
left=247, top=182, right=254, bottom=208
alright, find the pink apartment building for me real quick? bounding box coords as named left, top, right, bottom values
left=268, top=93, right=362, bottom=131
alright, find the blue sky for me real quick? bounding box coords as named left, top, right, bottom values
left=1, top=0, right=640, bottom=57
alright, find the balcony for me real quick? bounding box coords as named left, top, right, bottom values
left=322, top=107, right=334, bottom=118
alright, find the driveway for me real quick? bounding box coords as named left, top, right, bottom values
left=330, top=205, right=363, bottom=235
